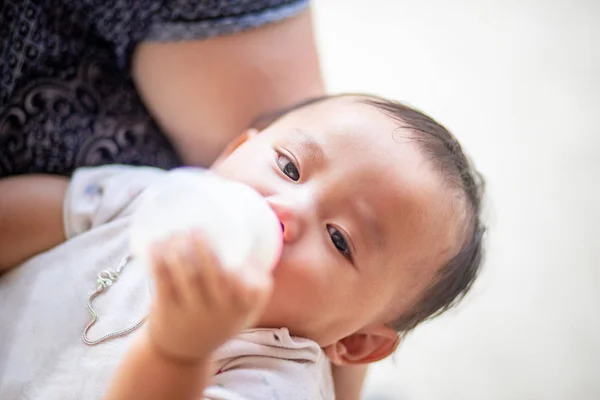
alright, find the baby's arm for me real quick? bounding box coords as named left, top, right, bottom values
left=0, top=175, right=68, bottom=272
left=104, top=332, right=211, bottom=400
left=105, top=232, right=273, bottom=400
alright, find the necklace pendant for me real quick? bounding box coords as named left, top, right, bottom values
left=97, top=269, right=119, bottom=289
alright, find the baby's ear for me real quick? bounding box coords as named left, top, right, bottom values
left=323, top=325, right=400, bottom=366
left=213, top=128, right=259, bottom=165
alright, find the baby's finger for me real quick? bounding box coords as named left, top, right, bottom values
left=150, top=246, right=179, bottom=304
left=188, top=230, right=226, bottom=306
left=163, top=234, right=199, bottom=305
left=230, top=269, right=273, bottom=316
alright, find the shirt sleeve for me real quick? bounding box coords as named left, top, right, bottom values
left=144, top=0, right=310, bottom=43
left=203, top=355, right=334, bottom=400
left=63, top=165, right=166, bottom=239
left=83, top=0, right=310, bottom=67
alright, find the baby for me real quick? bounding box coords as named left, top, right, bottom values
left=0, top=94, right=484, bottom=399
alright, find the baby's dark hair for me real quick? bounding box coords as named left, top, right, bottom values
left=252, top=94, right=485, bottom=334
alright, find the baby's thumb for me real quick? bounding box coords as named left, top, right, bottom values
left=237, top=269, right=274, bottom=327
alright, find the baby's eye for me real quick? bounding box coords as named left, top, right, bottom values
left=327, top=225, right=351, bottom=259
left=276, top=153, right=300, bottom=181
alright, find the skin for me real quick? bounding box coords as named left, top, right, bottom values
left=0, top=175, right=68, bottom=271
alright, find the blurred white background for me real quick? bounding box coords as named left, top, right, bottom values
left=312, top=1, right=600, bottom=399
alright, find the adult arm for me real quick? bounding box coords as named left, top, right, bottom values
left=0, top=175, right=68, bottom=272
left=0, top=166, right=165, bottom=272
left=132, top=9, right=325, bottom=167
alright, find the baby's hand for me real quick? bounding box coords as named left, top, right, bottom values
left=146, top=231, right=273, bottom=363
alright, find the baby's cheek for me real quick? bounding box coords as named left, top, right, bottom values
left=274, top=240, right=343, bottom=301
left=274, top=260, right=327, bottom=299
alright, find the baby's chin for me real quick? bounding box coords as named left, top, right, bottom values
left=249, top=299, right=343, bottom=348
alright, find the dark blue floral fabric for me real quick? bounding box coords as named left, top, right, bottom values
left=0, top=0, right=309, bottom=176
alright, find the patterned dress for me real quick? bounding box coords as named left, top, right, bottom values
left=0, top=0, right=309, bottom=177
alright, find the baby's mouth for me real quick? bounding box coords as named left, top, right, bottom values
left=270, top=220, right=284, bottom=271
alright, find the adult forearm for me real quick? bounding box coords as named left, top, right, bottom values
left=0, top=175, right=67, bottom=272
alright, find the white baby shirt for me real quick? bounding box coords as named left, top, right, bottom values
left=0, top=165, right=334, bottom=400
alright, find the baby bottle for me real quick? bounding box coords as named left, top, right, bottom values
left=129, top=168, right=283, bottom=276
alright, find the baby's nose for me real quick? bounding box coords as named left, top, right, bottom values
left=265, top=196, right=305, bottom=243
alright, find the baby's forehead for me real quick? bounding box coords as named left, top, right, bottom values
left=280, top=97, right=410, bottom=157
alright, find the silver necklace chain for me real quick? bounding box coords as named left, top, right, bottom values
left=82, top=256, right=147, bottom=346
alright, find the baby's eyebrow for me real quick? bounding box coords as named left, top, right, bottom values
left=293, top=129, right=326, bottom=166
left=354, top=199, right=385, bottom=254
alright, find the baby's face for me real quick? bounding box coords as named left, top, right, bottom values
left=212, top=97, right=460, bottom=346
